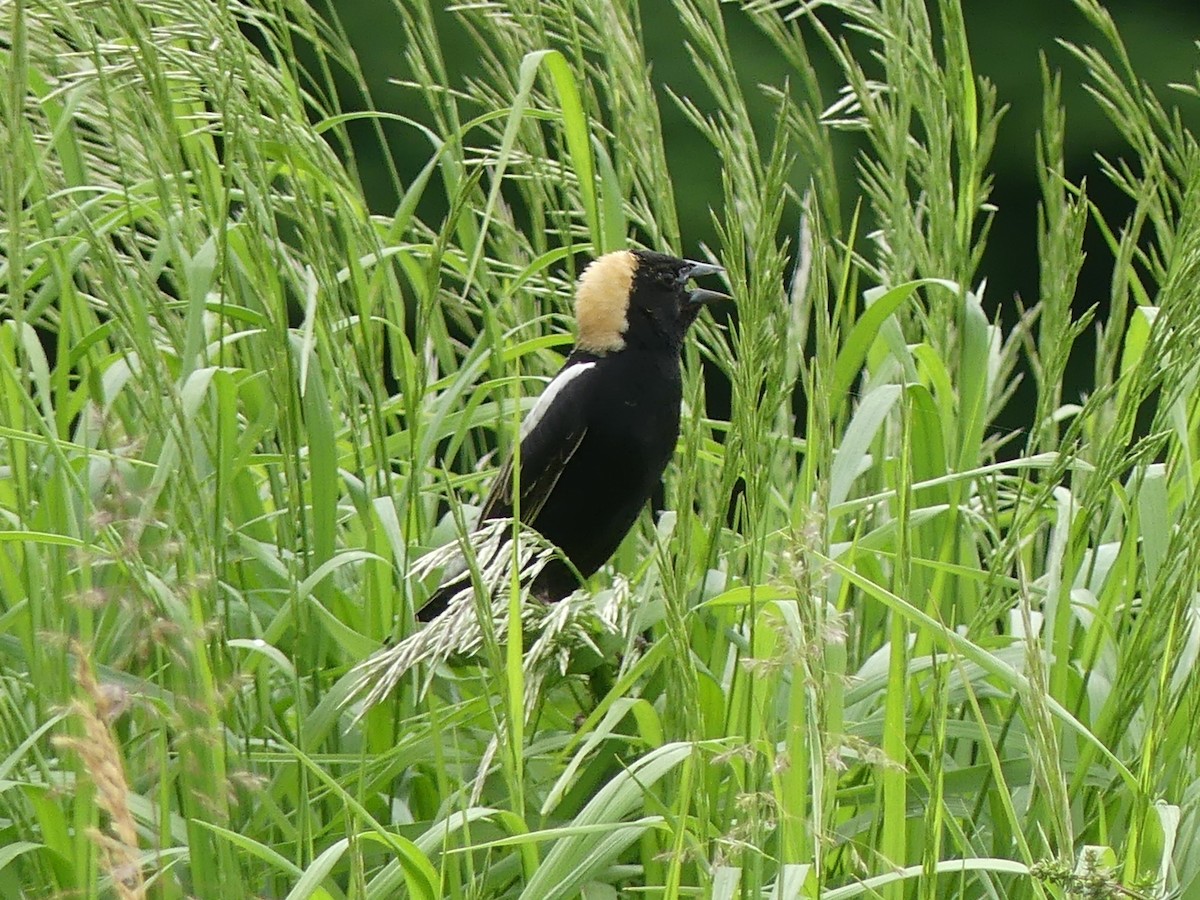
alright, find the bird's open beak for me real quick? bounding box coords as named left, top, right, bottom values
left=682, top=259, right=731, bottom=305
left=683, top=260, right=724, bottom=280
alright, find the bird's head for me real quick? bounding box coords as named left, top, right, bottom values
left=574, top=249, right=728, bottom=354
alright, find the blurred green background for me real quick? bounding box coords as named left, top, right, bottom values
left=330, top=0, right=1200, bottom=405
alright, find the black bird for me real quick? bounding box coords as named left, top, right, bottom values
left=418, top=249, right=728, bottom=621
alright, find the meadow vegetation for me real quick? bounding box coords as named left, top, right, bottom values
left=3, top=0, right=1200, bottom=897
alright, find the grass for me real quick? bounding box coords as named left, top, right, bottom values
left=2, top=0, right=1200, bottom=896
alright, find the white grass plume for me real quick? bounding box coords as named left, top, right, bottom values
left=346, top=520, right=625, bottom=714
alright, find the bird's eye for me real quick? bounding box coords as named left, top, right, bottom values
left=656, top=269, right=679, bottom=288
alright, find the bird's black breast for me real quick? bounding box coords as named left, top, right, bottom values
left=529, top=348, right=682, bottom=589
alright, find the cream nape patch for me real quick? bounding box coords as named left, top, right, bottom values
left=520, top=361, right=596, bottom=439
left=574, top=250, right=637, bottom=353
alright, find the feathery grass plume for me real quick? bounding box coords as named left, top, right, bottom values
left=53, top=644, right=143, bottom=899
left=347, top=520, right=622, bottom=710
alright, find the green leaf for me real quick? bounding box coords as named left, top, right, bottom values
left=519, top=743, right=696, bottom=900
left=831, top=279, right=956, bottom=401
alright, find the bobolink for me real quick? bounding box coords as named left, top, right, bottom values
left=419, top=249, right=727, bottom=620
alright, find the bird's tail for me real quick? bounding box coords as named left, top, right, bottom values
left=409, top=519, right=563, bottom=623
left=415, top=577, right=465, bottom=622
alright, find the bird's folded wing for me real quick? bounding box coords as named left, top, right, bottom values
left=478, top=359, right=594, bottom=524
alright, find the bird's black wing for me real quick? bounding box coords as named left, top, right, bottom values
left=416, top=359, right=596, bottom=622
left=477, top=358, right=596, bottom=523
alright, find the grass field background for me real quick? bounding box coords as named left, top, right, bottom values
left=3, top=0, right=1200, bottom=897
